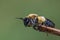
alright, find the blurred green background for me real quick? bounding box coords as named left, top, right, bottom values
left=0, top=0, right=60, bottom=40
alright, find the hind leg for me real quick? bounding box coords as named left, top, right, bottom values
left=33, top=24, right=38, bottom=31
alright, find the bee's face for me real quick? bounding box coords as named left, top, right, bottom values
left=23, top=18, right=31, bottom=27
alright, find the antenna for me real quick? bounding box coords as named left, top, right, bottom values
left=16, top=18, right=24, bottom=20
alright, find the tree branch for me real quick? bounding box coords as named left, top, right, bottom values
left=38, top=25, right=60, bottom=36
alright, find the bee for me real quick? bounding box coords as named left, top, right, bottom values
left=17, top=14, right=55, bottom=32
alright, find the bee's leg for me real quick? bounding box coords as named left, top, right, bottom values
left=33, top=25, right=38, bottom=31
left=44, top=26, right=49, bottom=36
left=38, top=23, right=43, bottom=31
left=37, top=24, right=43, bottom=32
left=46, top=28, right=48, bottom=36
left=45, top=25, right=48, bottom=36
left=42, top=22, right=48, bottom=36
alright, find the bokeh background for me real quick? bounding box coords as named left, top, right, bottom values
left=0, top=0, right=60, bottom=40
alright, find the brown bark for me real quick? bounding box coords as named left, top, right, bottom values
left=38, top=25, right=60, bottom=36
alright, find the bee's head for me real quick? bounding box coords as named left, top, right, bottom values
left=23, top=18, right=31, bottom=27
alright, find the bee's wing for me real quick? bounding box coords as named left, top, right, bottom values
left=45, top=18, right=55, bottom=28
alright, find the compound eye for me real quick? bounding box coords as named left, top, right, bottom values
left=23, top=18, right=30, bottom=26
